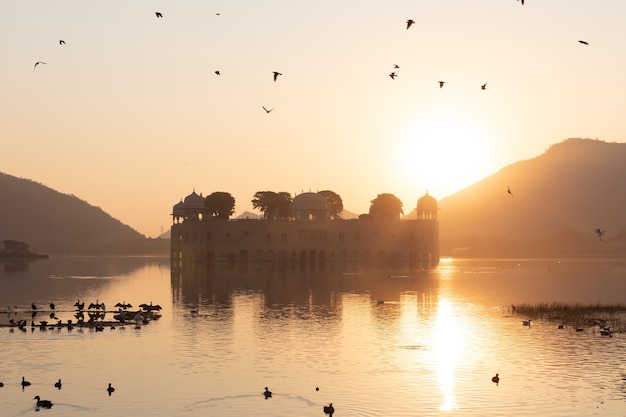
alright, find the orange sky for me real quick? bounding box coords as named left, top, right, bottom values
left=2, top=1, right=625, bottom=237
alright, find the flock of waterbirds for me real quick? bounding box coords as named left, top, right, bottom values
left=263, top=386, right=335, bottom=417
left=2, top=302, right=337, bottom=414
left=3, top=376, right=335, bottom=414
left=0, top=375, right=115, bottom=411
left=1, top=299, right=162, bottom=332
left=0, top=299, right=157, bottom=411
left=1, top=377, right=338, bottom=414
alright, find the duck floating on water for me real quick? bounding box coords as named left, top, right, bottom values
left=492, top=373, right=500, bottom=384
left=323, top=403, right=335, bottom=416
left=22, top=376, right=31, bottom=388
left=34, top=395, right=53, bottom=408
left=264, top=386, right=272, bottom=399
left=107, top=383, right=115, bottom=395
left=54, top=379, right=62, bottom=389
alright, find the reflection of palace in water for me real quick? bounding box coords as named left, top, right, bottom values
left=170, top=261, right=440, bottom=315
left=170, top=191, right=439, bottom=265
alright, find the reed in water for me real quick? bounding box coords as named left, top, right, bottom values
left=509, top=302, right=626, bottom=332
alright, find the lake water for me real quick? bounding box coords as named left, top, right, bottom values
left=1, top=256, right=626, bottom=416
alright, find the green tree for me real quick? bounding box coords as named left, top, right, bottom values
left=369, top=193, right=404, bottom=219
left=252, top=191, right=292, bottom=220
left=205, top=192, right=236, bottom=219
left=318, top=190, right=344, bottom=219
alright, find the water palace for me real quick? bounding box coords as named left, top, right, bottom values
left=170, top=191, right=439, bottom=265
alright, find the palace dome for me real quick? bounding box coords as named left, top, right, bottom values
left=417, top=192, right=437, bottom=210
left=291, top=192, right=329, bottom=211
left=183, top=191, right=205, bottom=209
left=172, top=199, right=185, bottom=216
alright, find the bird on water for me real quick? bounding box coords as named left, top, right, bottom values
left=107, top=383, right=115, bottom=395
left=492, top=373, right=500, bottom=384
left=264, top=386, right=272, bottom=399
left=54, top=379, right=62, bottom=389
left=324, top=403, right=335, bottom=416
left=34, top=396, right=53, bottom=409
left=22, top=376, right=31, bottom=388
left=594, top=229, right=605, bottom=241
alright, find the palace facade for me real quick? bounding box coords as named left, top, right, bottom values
left=170, top=191, right=439, bottom=265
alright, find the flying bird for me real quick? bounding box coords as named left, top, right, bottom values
left=272, top=71, right=282, bottom=81
left=59, top=40, right=65, bottom=45
left=393, top=64, right=399, bottom=69
left=481, top=83, right=487, bottom=90
left=214, top=70, right=220, bottom=75
left=389, top=72, right=397, bottom=79
left=506, top=186, right=514, bottom=197
left=33, top=61, right=47, bottom=71
left=438, top=81, right=445, bottom=88
left=578, top=40, right=589, bottom=45
left=594, top=229, right=605, bottom=241
left=262, top=106, right=273, bottom=113
left=518, top=0, right=524, bottom=5
left=406, top=19, right=415, bottom=29
left=155, top=12, right=163, bottom=18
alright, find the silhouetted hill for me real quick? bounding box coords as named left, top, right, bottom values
left=0, top=172, right=168, bottom=255
left=433, top=138, right=626, bottom=257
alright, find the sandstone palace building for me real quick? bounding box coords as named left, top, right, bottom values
left=170, top=191, right=439, bottom=265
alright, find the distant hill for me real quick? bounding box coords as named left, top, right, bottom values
left=431, top=138, right=626, bottom=257
left=235, top=211, right=262, bottom=220
left=0, top=172, right=167, bottom=255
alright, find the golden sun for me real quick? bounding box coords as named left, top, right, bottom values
left=395, top=111, right=493, bottom=198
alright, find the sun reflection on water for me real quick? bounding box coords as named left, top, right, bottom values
left=434, top=298, right=463, bottom=412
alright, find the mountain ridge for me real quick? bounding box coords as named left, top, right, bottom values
left=434, top=138, right=626, bottom=256
left=0, top=172, right=167, bottom=255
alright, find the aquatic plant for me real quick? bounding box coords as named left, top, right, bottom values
left=509, top=302, right=626, bottom=332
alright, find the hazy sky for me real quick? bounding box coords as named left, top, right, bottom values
left=2, top=1, right=625, bottom=237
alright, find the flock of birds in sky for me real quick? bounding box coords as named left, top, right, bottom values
left=29, top=2, right=591, bottom=115
left=27, top=3, right=608, bottom=246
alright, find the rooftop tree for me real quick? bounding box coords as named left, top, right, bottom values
left=318, top=190, right=344, bottom=219
left=368, top=193, right=404, bottom=220
left=252, top=191, right=292, bottom=220
left=205, top=192, right=236, bottom=219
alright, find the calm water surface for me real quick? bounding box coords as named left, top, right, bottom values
left=1, top=257, right=626, bottom=416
